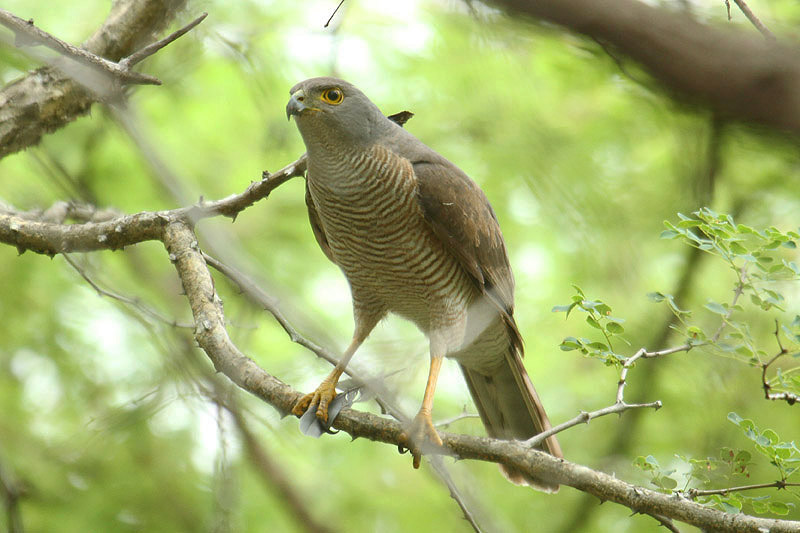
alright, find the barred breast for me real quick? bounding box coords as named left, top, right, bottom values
left=307, top=143, right=506, bottom=368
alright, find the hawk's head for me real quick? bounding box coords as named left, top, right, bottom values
left=287, top=77, right=388, bottom=148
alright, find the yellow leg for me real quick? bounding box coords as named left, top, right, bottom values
left=292, top=336, right=362, bottom=422
left=400, top=354, right=445, bottom=469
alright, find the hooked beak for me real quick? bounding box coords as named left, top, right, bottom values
left=286, top=89, right=307, bottom=120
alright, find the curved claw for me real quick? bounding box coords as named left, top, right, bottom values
left=292, top=379, right=338, bottom=422
left=398, top=410, right=443, bottom=469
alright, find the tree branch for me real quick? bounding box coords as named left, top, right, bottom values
left=731, top=0, right=776, bottom=42
left=0, top=8, right=162, bottom=86
left=0, top=156, right=306, bottom=255
left=0, top=0, right=190, bottom=158
left=157, top=217, right=800, bottom=533
left=489, top=0, right=800, bottom=133
left=1, top=160, right=797, bottom=531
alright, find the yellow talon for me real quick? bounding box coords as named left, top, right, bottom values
left=398, top=410, right=443, bottom=469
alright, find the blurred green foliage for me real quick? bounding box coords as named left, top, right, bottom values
left=1, top=1, right=799, bottom=531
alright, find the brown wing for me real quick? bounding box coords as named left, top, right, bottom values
left=413, top=160, right=524, bottom=353
left=305, top=180, right=336, bottom=263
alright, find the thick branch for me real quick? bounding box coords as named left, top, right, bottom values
left=0, top=0, right=188, bottom=158
left=160, top=218, right=799, bottom=533
left=0, top=156, right=306, bottom=255
left=490, top=0, right=800, bottom=133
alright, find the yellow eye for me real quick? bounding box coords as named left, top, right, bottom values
left=321, top=87, right=344, bottom=105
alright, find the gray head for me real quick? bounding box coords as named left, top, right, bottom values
left=286, top=77, right=395, bottom=150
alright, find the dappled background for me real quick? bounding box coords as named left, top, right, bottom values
left=1, top=0, right=798, bottom=531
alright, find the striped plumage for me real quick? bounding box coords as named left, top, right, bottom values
left=288, top=77, right=562, bottom=490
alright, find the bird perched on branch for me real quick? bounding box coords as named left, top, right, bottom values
left=287, top=77, right=562, bottom=490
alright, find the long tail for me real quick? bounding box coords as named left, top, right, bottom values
left=460, top=348, right=562, bottom=492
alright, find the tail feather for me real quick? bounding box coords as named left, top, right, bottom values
left=460, top=348, right=561, bottom=492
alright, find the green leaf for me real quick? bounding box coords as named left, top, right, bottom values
left=705, top=301, right=728, bottom=315
left=761, top=429, right=779, bottom=445
left=727, top=412, right=744, bottom=426
left=769, top=501, right=790, bottom=515
left=606, top=321, right=624, bottom=334
left=730, top=241, right=748, bottom=255
left=677, top=219, right=702, bottom=228
left=586, top=315, right=602, bottom=330
left=654, top=476, right=677, bottom=490
left=647, top=292, right=666, bottom=302
left=719, top=498, right=742, bottom=514
left=559, top=337, right=582, bottom=351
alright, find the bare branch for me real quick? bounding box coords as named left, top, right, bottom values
left=120, top=12, right=208, bottom=69
left=435, top=411, right=481, bottom=429
left=0, top=155, right=306, bottom=255
left=489, top=0, right=800, bottom=133
left=526, top=400, right=662, bottom=449
left=0, top=0, right=190, bottom=158
left=0, top=9, right=160, bottom=86
left=159, top=218, right=799, bottom=533
left=324, top=0, right=346, bottom=28
left=731, top=0, right=776, bottom=42
left=688, top=480, right=800, bottom=498
left=761, top=320, right=799, bottom=405
left=616, top=345, right=689, bottom=404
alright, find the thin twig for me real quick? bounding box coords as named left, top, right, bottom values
left=731, top=0, right=776, bottom=42
left=435, top=411, right=481, bottom=429
left=324, top=0, right=346, bottom=28
left=120, top=13, right=207, bottom=69
left=761, top=320, right=799, bottom=405
left=525, top=400, right=662, bottom=448
left=428, top=456, right=485, bottom=533
left=650, top=513, right=681, bottom=533
left=687, top=480, right=800, bottom=498
left=63, top=254, right=194, bottom=329
left=616, top=345, right=690, bottom=404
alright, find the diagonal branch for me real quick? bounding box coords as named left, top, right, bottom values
left=1, top=159, right=797, bottom=531
left=159, top=218, right=800, bottom=533
left=0, top=0, right=190, bottom=158
left=731, top=0, right=775, bottom=42
left=489, top=0, right=800, bottom=133
left=0, top=8, right=161, bottom=86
